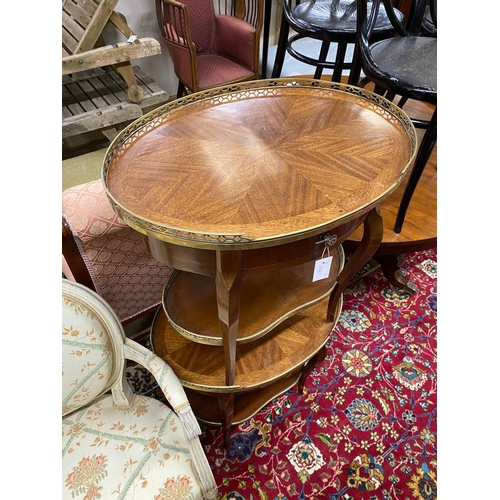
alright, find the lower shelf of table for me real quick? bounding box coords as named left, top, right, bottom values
left=151, top=294, right=342, bottom=426
left=185, top=373, right=302, bottom=426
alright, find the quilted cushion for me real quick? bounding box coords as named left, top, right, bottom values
left=62, top=393, right=210, bottom=500
left=62, top=179, right=173, bottom=323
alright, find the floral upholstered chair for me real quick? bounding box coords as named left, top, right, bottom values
left=62, top=179, right=174, bottom=325
left=62, top=279, right=218, bottom=500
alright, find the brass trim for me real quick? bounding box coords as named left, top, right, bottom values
left=102, top=78, right=417, bottom=250
left=192, top=374, right=302, bottom=426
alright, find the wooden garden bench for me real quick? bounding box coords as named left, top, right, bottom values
left=62, top=0, right=169, bottom=140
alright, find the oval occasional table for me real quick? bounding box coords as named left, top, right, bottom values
left=102, top=78, right=417, bottom=448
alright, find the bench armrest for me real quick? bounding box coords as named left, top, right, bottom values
left=62, top=37, right=161, bottom=75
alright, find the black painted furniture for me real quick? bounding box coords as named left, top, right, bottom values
left=271, top=0, right=403, bottom=83
left=352, top=0, right=437, bottom=233
left=421, top=0, right=437, bottom=37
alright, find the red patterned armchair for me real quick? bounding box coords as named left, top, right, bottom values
left=62, top=179, right=173, bottom=326
left=155, top=0, right=264, bottom=97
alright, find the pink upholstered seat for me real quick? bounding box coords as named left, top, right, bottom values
left=156, top=0, right=264, bottom=98
left=62, top=179, right=173, bottom=324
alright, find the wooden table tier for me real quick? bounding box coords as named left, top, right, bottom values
left=103, top=79, right=416, bottom=250
left=163, top=246, right=344, bottom=345
left=183, top=375, right=302, bottom=427
left=151, top=295, right=342, bottom=394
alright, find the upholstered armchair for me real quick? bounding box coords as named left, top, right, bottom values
left=155, top=0, right=264, bottom=97
left=62, top=279, right=218, bottom=499
left=62, top=179, right=174, bottom=326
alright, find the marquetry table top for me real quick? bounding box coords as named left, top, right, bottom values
left=103, top=79, right=416, bottom=250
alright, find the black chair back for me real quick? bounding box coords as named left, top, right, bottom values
left=353, top=0, right=436, bottom=102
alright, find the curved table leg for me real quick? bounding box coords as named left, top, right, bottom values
left=215, top=250, right=242, bottom=448
left=215, top=250, right=243, bottom=387
left=218, top=393, right=235, bottom=450
left=327, top=207, right=383, bottom=321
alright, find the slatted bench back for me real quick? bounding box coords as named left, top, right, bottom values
left=62, top=0, right=118, bottom=57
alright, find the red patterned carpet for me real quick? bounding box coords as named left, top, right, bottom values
left=127, top=247, right=437, bottom=500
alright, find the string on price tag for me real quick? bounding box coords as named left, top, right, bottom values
left=312, top=245, right=332, bottom=282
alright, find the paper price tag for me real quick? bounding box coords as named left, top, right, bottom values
left=312, top=256, right=332, bottom=282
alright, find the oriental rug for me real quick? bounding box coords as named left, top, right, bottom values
left=126, top=247, right=437, bottom=500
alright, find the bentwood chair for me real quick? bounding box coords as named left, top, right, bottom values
left=271, top=0, right=403, bottom=83
left=155, top=0, right=264, bottom=98
left=352, top=0, right=437, bottom=233
left=421, top=0, right=437, bottom=37
left=62, top=279, right=218, bottom=499
left=62, top=179, right=174, bottom=326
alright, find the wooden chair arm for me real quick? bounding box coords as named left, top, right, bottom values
left=62, top=37, right=162, bottom=75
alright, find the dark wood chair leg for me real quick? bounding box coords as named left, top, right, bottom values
left=261, top=0, right=272, bottom=78
left=313, top=40, right=331, bottom=79
left=394, top=108, right=437, bottom=233
left=348, top=44, right=362, bottom=85
left=331, top=41, right=347, bottom=82
left=176, top=80, right=186, bottom=99
left=271, top=6, right=290, bottom=78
